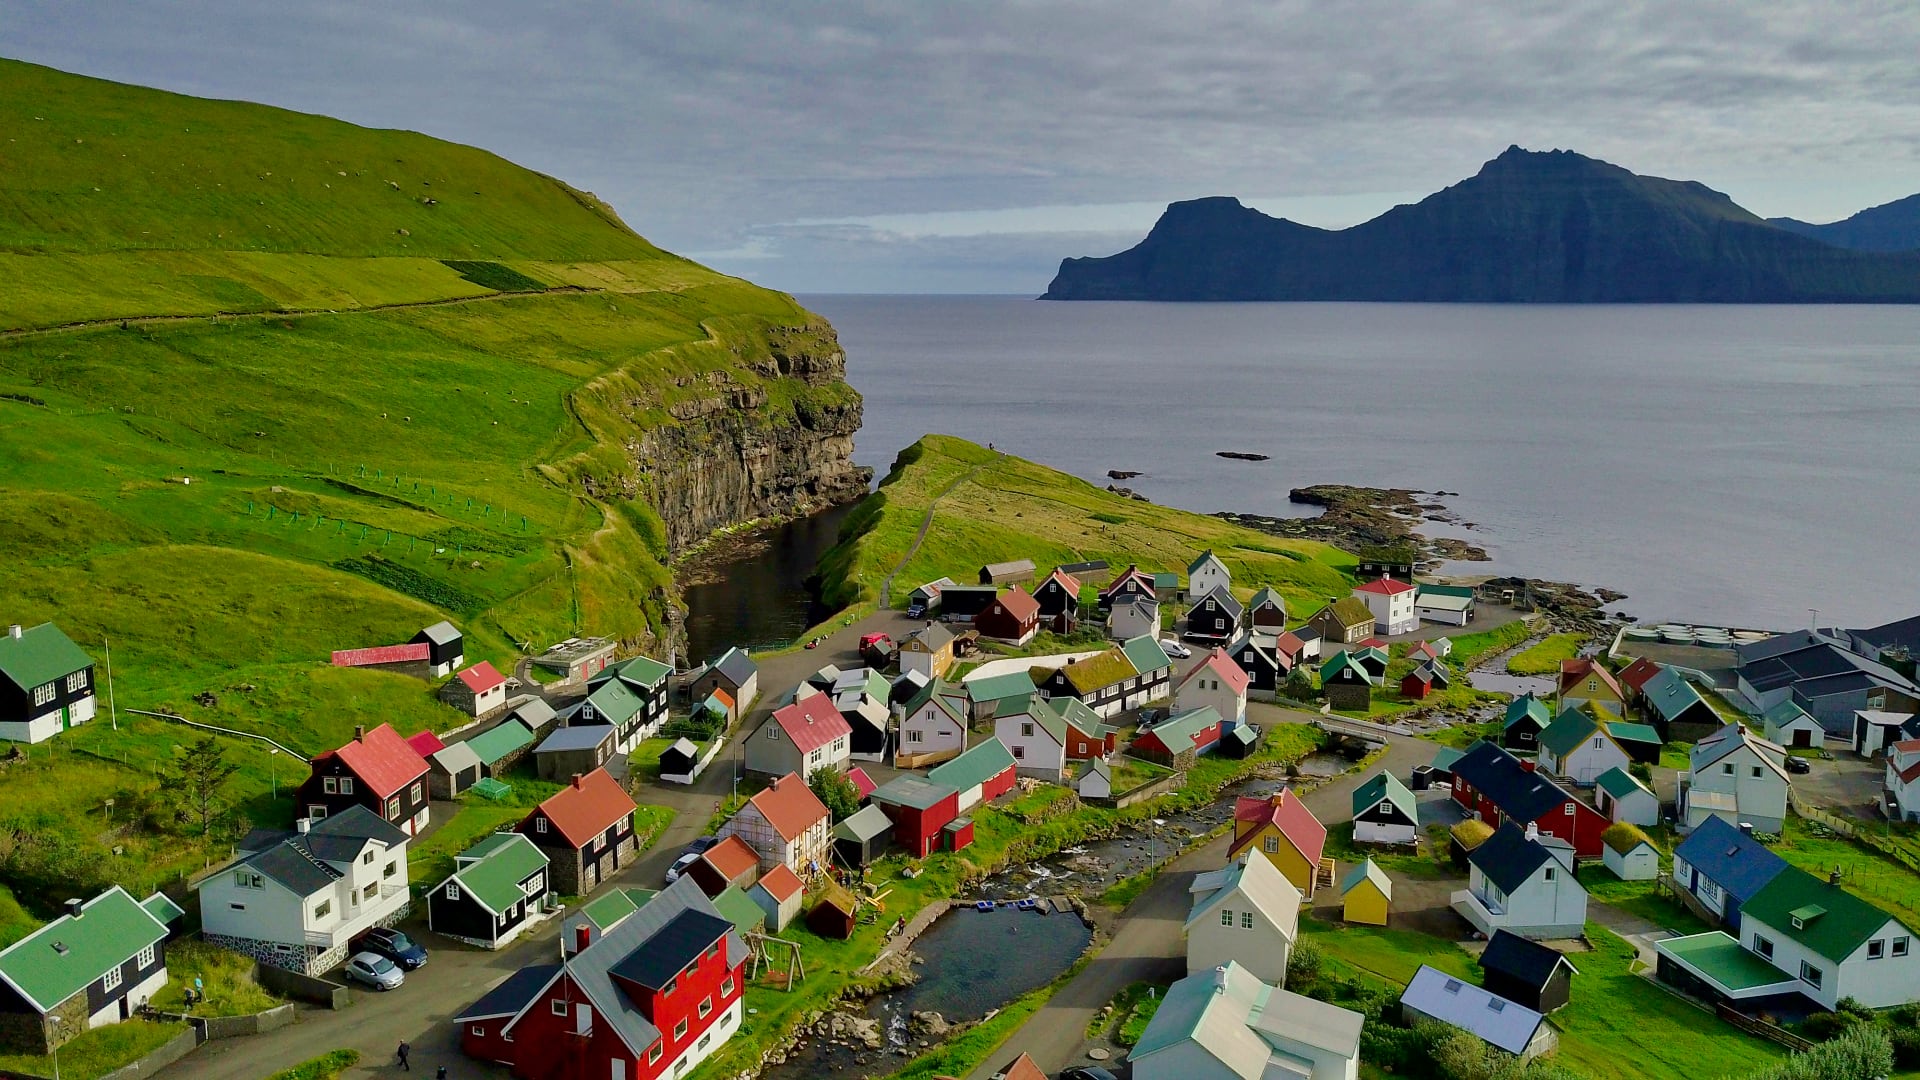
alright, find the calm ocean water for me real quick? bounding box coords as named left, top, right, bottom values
left=802, top=295, right=1920, bottom=630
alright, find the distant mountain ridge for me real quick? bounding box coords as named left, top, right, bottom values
left=1769, top=193, right=1920, bottom=253
left=1043, top=147, right=1920, bottom=303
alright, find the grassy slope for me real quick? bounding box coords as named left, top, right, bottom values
left=0, top=58, right=853, bottom=913
left=822, top=434, right=1356, bottom=613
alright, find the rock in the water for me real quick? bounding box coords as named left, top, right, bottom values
left=909, top=1010, right=951, bottom=1037
left=1107, top=469, right=1142, bottom=479
left=1216, top=451, right=1269, bottom=461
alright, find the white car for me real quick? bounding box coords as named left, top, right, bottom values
left=343, top=952, right=405, bottom=991
left=1160, top=639, right=1192, bottom=659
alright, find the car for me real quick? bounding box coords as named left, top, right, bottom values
left=1136, top=708, right=1162, bottom=726
left=343, top=952, right=405, bottom=991
left=1060, top=1067, right=1119, bottom=1080
left=1160, top=639, right=1192, bottom=659
left=906, top=603, right=927, bottom=619
left=354, top=927, right=428, bottom=970
left=666, top=836, right=721, bottom=883
left=1785, top=755, right=1812, bottom=774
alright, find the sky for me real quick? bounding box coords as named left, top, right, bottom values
left=10, top=1, right=1920, bottom=293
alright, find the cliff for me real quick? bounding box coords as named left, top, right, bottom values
left=1770, top=192, right=1920, bottom=253
left=1044, top=146, right=1920, bottom=302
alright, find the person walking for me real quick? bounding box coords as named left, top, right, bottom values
left=396, top=1041, right=411, bottom=1071
left=436, top=1067, right=448, bottom=1079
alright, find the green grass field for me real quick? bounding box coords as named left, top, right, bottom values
left=0, top=1019, right=190, bottom=1080
left=1774, top=816, right=1920, bottom=930
left=1508, top=632, right=1587, bottom=675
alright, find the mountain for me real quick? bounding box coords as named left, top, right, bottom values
left=1770, top=193, right=1920, bottom=252
left=1043, top=147, right=1920, bottom=302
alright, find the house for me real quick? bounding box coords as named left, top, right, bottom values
left=1318, top=650, right=1381, bottom=712
left=832, top=804, right=894, bottom=868
left=658, top=739, right=702, bottom=784
left=1854, top=709, right=1920, bottom=758
left=1736, top=630, right=1920, bottom=740
left=1129, top=961, right=1364, bottom=1080
left=1655, top=864, right=1920, bottom=1011
left=966, top=669, right=1038, bottom=722
left=1400, top=660, right=1450, bottom=700
left=1047, top=696, right=1117, bottom=759
left=1761, top=700, right=1826, bottom=751
left=454, top=876, right=747, bottom=1080
left=1413, top=584, right=1476, bottom=627
left=994, top=703, right=1070, bottom=781
left=689, top=647, right=759, bottom=715
left=1218, top=719, right=1263, bottom=759
left=927, top=737, right=1018, bottom=812
left=1353, top=575, right=1418, bottom=636
left=1108, top=596, right=1162, bottom=642
left=907, top=577, right=956, bottom=614
left=1341, top=859, right=1391, bottom=926
left=1057, top=559, right=1109, bottom=579
left=1177, top=648, right=1250, bottom=725
left=890, top=668, right=931, bottom=707
left=868, top=775, right=965, bottom=858
left=1033, top=567, right=1084, bottom=633
left=1035, top=648, right=1134, bottom=719
left=1246, top=588, right=1287, bottom=633
left=1100, top=565, right=1159, bottom=610
left=831, top=668, right=892, bottom=763
left=898, top=623, right=957, bottom=680
left=1226, top=632, right=1284, bottom=701
left=467, top=719, right=536, bottom=778
left=978, top=559, right=1037, bottom=585
left=719, top=772, right=832, bottom=876
left=1601, top=823, right=1659, bottom=881
left=1132, top=706, right=1223, bottom=769
left=687, top=835, right=761, bottom=899
left=1448, top=741, right=1609, bottom=859
left=745, top=694, right=851, bottom=780
left=429, top=740, right=484, bottom=799
left=1227, top=788, right=1328, bottom=898
left=1887, top=739, right=1920, bottom=822
left=808, top=881, right=859, bottom=939
left=442, top=661, right=510, bottom=719
left=519, top=769, right=638, bottom=896
left=1593, top=766, right=1658, bottom=827
left=1183, top=587, right=1243, bottom=644
left=1479, top=930, right=1577, bottom=1014
left=1187, top=550, right=1232, bottom=601
left=1680, top=723, right=1790, bottom=834
left=1557, top=658, right=1624, bottom=717
left=1152, top=571, right=1183, bottom=601
left=1670, top=816, right=1788, bottom=930
left=895, top=679, right=969, bottom=768
left=1399, top=965, right=1556, bottom=1062
left=0, top=886, right=176, bottom=1054
left=579, top=655, right=672, bottom=752
left=297, top=723, right=432, bottom=837
left=1076, top=757, right=1113, bottom=800
left=1453, top=823, right=1587, bottom=940
left=1122, top=634, right=1176, bottom=705
left=530, top=637, right=618, bottom=683
left=1618, top=656, right=1663, bottom=704
left=413, top=620, right=465, bottom=677
left=1350, top=771, right=1418, bottom=846
left=428, top=833, right=550, bottom=949
left=198, top=806, right=411, bottom=975
left=1535, top=704, right=1636, bottom=785
left=1501, top=694, right=1551, bottom=753
left=534, top=724, right=618, bottom=782
left=936, top=585, right=999, bottom=622
left=974, top=587, right=1041, bottom=646
left=0, top=622, right=96, bottom=744
left=1639, top=666, right=1723, bottom=741
left=748, top=863, right=804, bottom=933
left=506, top=696, right=558, bottom=736
left=1184, top=854, right=1300, bottom=986
left=1305, top=591, right=1367, bottom=641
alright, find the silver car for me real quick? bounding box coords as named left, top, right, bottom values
left=343, top=951, right=405, bottom=991
left=1160, top=639, right=1192, bottom=659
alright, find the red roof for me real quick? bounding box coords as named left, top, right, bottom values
left=1273, top=631, right=1306, bottom=658
left=1227, top=789, right=1326, bottom=866
left=1001, top=1054, right=1047, bottom=1080
left=710, top=687, right=736, bottom=710
left=757, top=863, right=804, bottom=903
left=1101, top=566, right=1156, bottom=599
left=846, top=766, right=878, bottom=799
left=989, top=586, right=1041, bottom=623
left=531, top=769, right=637, bottom=848
left=700, top=835, right=761, bottom=882
left=1559, top=658, right=1623, bottom=698
left=457, top=661, right=506, bottom=693
left=1892, top=741, right=1920, bottom=784
left=405, top=729, right=446, bottom=757
left=748, top=773, right=830, bottom=843
left=1406, top=641, right=1440, bottom=661
left=1618, top=657, right=1663, bottom=692
left=1182, top=648, right=1250, bottom=696
left=772, top=694, right=853, bottom=754
left=1357, top=637, right=1388, bottom=649
left=1045, top=568, right=1081, bottom=594
left=1354, top=576, right=1416, bottom=596
left=317, top=723, right=429, bottom=799
left=331, top=642, right=432, bottom=667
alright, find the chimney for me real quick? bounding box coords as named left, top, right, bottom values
left=1829, top=868, right=1843, bottom=887
left=354, top=725, right=365, bottom=742
left=571, top=773, right=584, bottom=790
left=7, top=624, right=21, bottom=640
left=64, top=898, right=84, bottom=919
left=574, top=924, right=593, bottom=954
left=1213, top=965, right=1229, bottom=994
left=296, top=817, right=311, bottom=834
left=1524, top=822, right=1540, bottom=842
left=1740, top=822, right=1754, bottom=836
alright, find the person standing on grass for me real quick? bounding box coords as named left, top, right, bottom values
left=397, top=1041, right=411, bottom=1071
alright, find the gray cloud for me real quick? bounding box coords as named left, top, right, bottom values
left=9, top=1, right=1920, bottom=291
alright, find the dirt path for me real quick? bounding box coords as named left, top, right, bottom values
left=0, top=284, right=602, bottom=340
left=877, top=452, right=1001, bottom=607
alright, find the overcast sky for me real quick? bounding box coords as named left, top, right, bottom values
left=11, top=1, right=1920, bottom=292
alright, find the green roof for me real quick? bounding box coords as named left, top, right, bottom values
left=1121, top=635, right=1172, bottom=675
left=1418, top=583, right=1477, bottom=599
left=1431, top=746, right=1466, bottom=772
left=1151, top=572, right=1179, bottom=590
left=969, top=670, right=1037, bottom=702
left=1341, top=857, right=1391, bottom=898
left=1045, top=695, right=1112, bottom=737
left=1247, top=587, right=1285, bottom=612
left=0, top=887, right=170, bottom=1011
left=447, top=833, right=548, bottom=915
left=928, top=738, right=1017, bottom=792
left=1318, top=650, right=1380, bottom=686
left=141, top=893, right=184, bottom=925
left=1742, top=866, right=1912, bottom=963
left=1538, top=705, right=1603, bottom=757
left=1012, top=702, right=1069, bottom=745
left=607, top=654, right=670, bottom=688
left=870, top=775, right=957, bottom=812
left=1187, top=550, right=1224, bottom=576
left=1145, top=707, right=1220, bottom=753
left=1351, top=770, right=1416, bottom=822
left=1658, top=932, right=1797, bottom=991
left=466, top=720, right=534, bottom=765
left=461, top=832, right=524, bottom=859
left=713, top=885, right=766, bottom=936
left=1604, top=721, right=1662, bottom=746
left=905, top=679, right=967, bottom=724
left=1503, top=694, right=1551, bottom=731
left=578, top=887, right=657, bottom=931
left=1594, top=767, right=1648, bottom=801
left=1602, top=822, right=1655, bottom=856
left=0, top=623, right=92, bottom=693
left=1323, top=597, right=1374, bottom=628
left=1055, top=649, right=1136, bottom=694
left=583, top=678, right=646, bottom=727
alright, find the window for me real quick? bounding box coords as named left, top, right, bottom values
left=766, top=725, right=779, bottom=740
left=363, top=849, right=375, bottom=865
left=1021, top=722, right=1035, bottom=737
left=1755, top=935, right=1774, bottom=959
left=1012, top=745, right=1025, bottom=760
left=535, top=817, right=548, bottom=834
left=552, top=999, right=569, bottom=1016
left=384, top=861, right=397, bottom=878
left=698, top=996, right=713, bottom=1019
left=411, top=782, right=424, bottom=804
left=908, top=730, right=924, bottom=744
left=1586, top=679, right=1597, bottom=692
left=386, top=796, right=401, bottom=818
left=1895, top=937, right=1911, bottom=958
left=721, top=976, right=735, bottom=997
left=1076, top=741, right=1087, bottom=754
left=471, top=1025, right=485, bottom=1037
left=66, top=672, right=86, bottom=694
left=706, top=941, right=722, bottom=960
left=1543, top=866, right=1556, bottom=882
left=32, top=683, right=54, bottom=707
left=698, top=1033, right=711, bottom=1050
left=323, top=776, right=339, bottom=795
left=1241, top=911, right=1254, bottom=929
left=662, top=977, right=677, bottom=997
left=524, top=873, right=545, bottom=896
left=445, top=883, right=461, bottom=900
left=1591, top=737, right=1603, bottom=749
left=1722, top=763, right=1734, bottom=776
left=1486, top=998, right=1507, bottom=1013
left=339, top=777, right=354, bottom=795
left=308, top=806, right=327, bottom=821
left=1563, top=802, right=1576, bottom=816
left=674, top=1019, right=689, bottom=1040
left=648, top=1043, right=664, bottom=1065
left=1263, top=836, right=1280, bottom=854
left=1443, top=979, right=1463, bottom=994
left=235, top=871, right=263, bottom=889
left=313, top=900, right=331, bottom=920
left=364, top=883, right=378, bottom=901
left=1221, top=909, right=1234, bottom=926
left=1869, top=939, right=1886, bottom=959
left=102, top=966, right=121, bottom=993
left=1751, top=766, right=1763, bottom=779
left=809, top=748, right=823, bottom=765
left=1799, top=961, right=1823, bottom=988
left=136, top=944, right=155, bottom=969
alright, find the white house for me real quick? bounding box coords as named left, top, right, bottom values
left=1593, top=767, right=1658, bottom=827
left=1352, top=576, right=1417, bottom=636
left=1076, top=758, right=1113, bottom=800
left=1452, top=824, right=1588, bottom=941
left=0, top=622, right=96, bottom=744
left=1350, top=771, right=1419, bottom=846
left=1601, top=824, right=1659, bottom=881
left=1886, top=739, right=1920, bottom=823
left=1130, top=962, right=1363, bottom=1080
left=1183, top=854, right=1302, bottom=987
left=744, top=693, right=851, bottom=780
left=197, top=807, right=412, bottom=975
left=1680, top=724, right=1790, bottom=834
left=1176, top=648, right=1250, bottom=725
left=1535, top=704, right=1633, bottom=786
left=895, top=679, right=969, bottom=767
left=1108, top=596, right=1162, bottom=643
left=1187, top=550, right=1232, bottom=602
left=717, top=773, right=832, bottom=875
left=1399, top=965, right=1557, bottom=1062
left=1761, top=700, right=1826, bottom=751
left=1412, top=587, right=1475, bottom=627
left=994, top=703, right=1069, bottom=782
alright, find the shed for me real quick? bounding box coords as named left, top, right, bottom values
left=689, top=835, right=762, bottom=898
left=979, top=559, right=1037, bottom=585
left=1601, top=823, right=1659, bottom=881
left=833, top=804, right=894, bottom=867
left=1341, top=858, right=1392, bottom=926
left=506, top=696, right=558, bottom=734
left=531, top=724, right=616, bottom=782
left=868, top=775, right=962, bottom=858
left=658, top=737, right=701, bottom=781
left=1593, top=766, right=1658, bottom=827
left=429, top=740, right=483, bottom=799
left=807, top=881, right=858, bottom=940
left=1218, top=722, right=1261, bottom=759
left=1399, top=965, right=1557, bottom=1062
left=1077, top=758, right=1113, bottom=800
left=1479, top=930, right=1578, bottom=1014
left=466, top=719, right=535, bottom=776
left=943, top=816, right=975, bottom=851
left=749, top=863, right=805, bottom=933
left=412, top=620, right=465, bottom=677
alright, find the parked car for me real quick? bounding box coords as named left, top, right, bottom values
left=343, top=952, right=405, bottom=991
left=667, top=835, right=722, bottom=883
left=1785, top=756, right=1811, bottom=775
left=354, top=927, right=428, bottom=970
left=1060, top=1067, right=1118, bottom=1080
left=1160, top=639, right=1192, bottom=659
left=906, top=602, right=927, bottom=619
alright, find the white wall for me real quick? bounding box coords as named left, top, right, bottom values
left=1744, top=915, right=1920, bottom=1010
left=200, top=869, right=308, bottom=946
left=994, top=714, right=1066, bottom=774
left=1189, top=562, right=1231, bottom=600
left=1471, top=862, right=1587, bottom=937
left=1176, top=673, right=1245, bottom=725
left=1187, top=893, right=1294, bottom=986
left=1547, top=738, right=1631, bottom=786
left=1694, top=745, right=1788, bottom=829
left=897, top=701, right=966, bottom=761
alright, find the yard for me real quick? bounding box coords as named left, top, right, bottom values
left=1507, top=633, right=1588, bottom=675
left=0, top=1020, right=190, bottom=1080
left=148, top=940, right=284, bottom=1017
left=1773, top=815, right=1920, bottom=931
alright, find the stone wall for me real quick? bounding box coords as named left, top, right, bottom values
left=254, top=964, right=350, bottom=1010
left=0, top=987, right=88, bottom=1055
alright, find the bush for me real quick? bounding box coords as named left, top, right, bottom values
left=810, top=769, right=861, bottom=823
left=266, top=1049, right=360, bottom=1080
left=1629, top=760, right=1654, bottom=783
left=1733, top=1025, right=1893, bottom=1080
left=1286, top=936, right=1323, bottom=988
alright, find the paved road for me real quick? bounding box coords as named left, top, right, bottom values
left=968, top=721, right=1433, bottom=1080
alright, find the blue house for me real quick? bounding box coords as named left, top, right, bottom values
left=1670, top=815, right=1787, bottom=930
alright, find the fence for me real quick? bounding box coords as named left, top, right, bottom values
left=254, top=963, right=350, bottom=1009
left=126, top=709, right=309, bottom=763
left=1788, top=790, right=1856, bottom=838
left=1715, top=1002, right=1815, bottom=1052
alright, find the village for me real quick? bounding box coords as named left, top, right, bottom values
left=3, top=553, right=1920, bottom=1080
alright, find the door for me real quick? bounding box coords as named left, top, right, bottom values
left=1793, top=730, right=1812, bottom=749
left=59, top=706, right=70, bottom=731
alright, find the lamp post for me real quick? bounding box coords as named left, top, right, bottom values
left=269, top=748, right=279, bottom=800
left=48, top=1015, right=61, bottom=1080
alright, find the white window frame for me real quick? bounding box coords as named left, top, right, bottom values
left=313, top=899, right=331, bottom=920
left=1220, top=908, right=1233, bottom=926
left=445, top=883, right=461, bottom=900
left=551, top=999, right=569, bottom=1016
left=339, top=777, right=354, bottom=795
left=323, top=776, right=339, bottom=795
left=66, top=672, right=85, bottom=694
left=1799, top=960, right=1822, bottom=988
left=101, top=966, right=121, bottom=993
left=32, top=683, right=54, bottom=707
left=136, top=944, right=155, bottom=969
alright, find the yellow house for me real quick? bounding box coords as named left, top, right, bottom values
left=1557, top=658, right=1624, bottom=717
left=1226, top=789, right=1327, bottom=898
left=899, top=624, right=956, bottom=679
left=1341, top=858, right=1391, bottom=926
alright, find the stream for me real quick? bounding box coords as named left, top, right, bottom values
left=681, top=503, right=854, bottom=662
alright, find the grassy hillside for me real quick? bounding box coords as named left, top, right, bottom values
left=822, top=434, right=1357, bottom=614
left=0, top=59, right=858, bottom=912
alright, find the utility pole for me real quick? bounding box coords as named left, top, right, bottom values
left=105, top=637, right=118, bottom=731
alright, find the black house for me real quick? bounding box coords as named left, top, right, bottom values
left=657, top=737, right=701, bottom=780
left=1479, top=929, right=1577, bottom=1014
left=1356, top=544, right=1417, bottom=582
left=1182, top=588, right=1243, bottom=644
left=1227, top=633, right=1283, bottom=698
left=411, top=620, right=465, bottom=678
left=936, top=586, right=999, bottom=621
left=427, top=833, right=551, bottom=950
left=0, top=622, right=97, bottom=745
left=1034, top=569, right=1083, bottom=633
left=0, top=886, right=178, bottom=1054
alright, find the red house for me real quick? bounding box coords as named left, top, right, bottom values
left=1129, top=706, right=1223, bottom=769
left=456, top=876, right=747, bottom=1080
left=974, top=587, right=1041, bottom=647
left=1046, top=698, right=1117, bottom=760
left=1447, top=741, right=1608, bottom=860
left=866, top=775, right=964, bottom=857
left=297, top=723, right=432, bottom=836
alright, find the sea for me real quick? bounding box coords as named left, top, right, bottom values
left=801, top=295, right=1920, bottom=631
